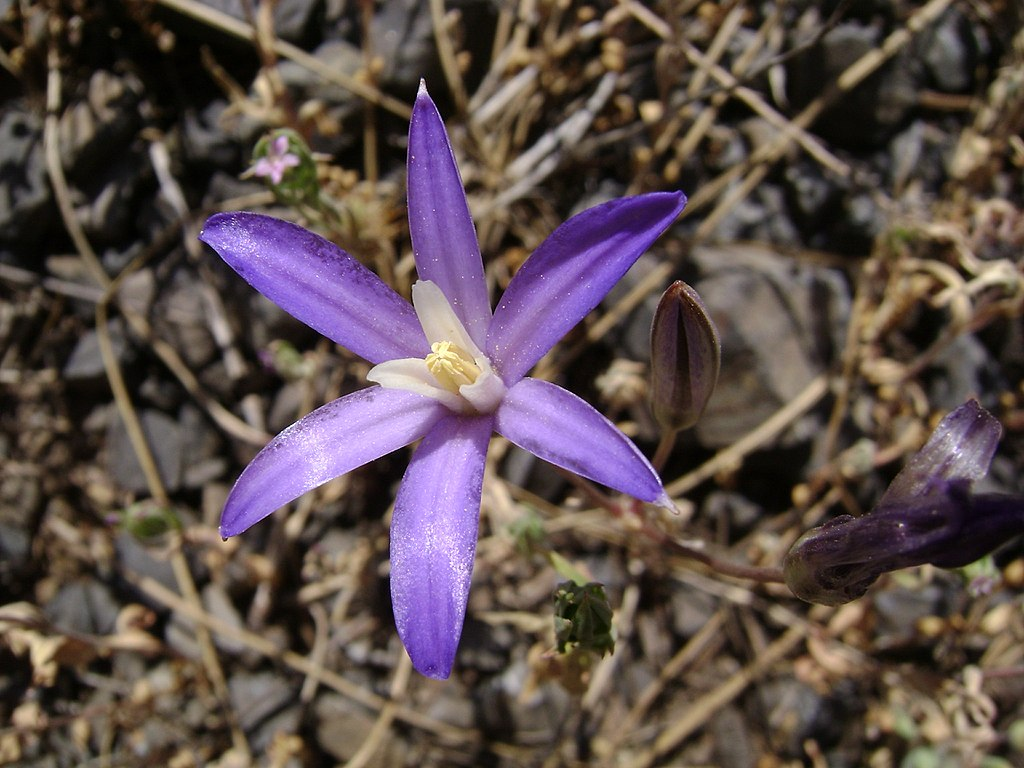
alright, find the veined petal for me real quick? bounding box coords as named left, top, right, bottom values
left=407, top=81, right=491, bottom=348
left=200, top=212, right=427, bottom=364
left=221, top=388, right=445, bottom=537
left=880, top=399, right=1002, bottom=504
left=390, top=413, right=493, bottom=679
left=495, top=378, right=669, bottom=506
left=487, top=192, right=686, bottom=383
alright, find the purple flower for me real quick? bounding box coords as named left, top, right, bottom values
left=252, top=134, right=300, bottom=185
left=784, top=400, right=1024, bottom=605
left=200, top=82, right=685, bottom=678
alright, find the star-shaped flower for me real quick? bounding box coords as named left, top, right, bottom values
left=252, top=134, right=301, bottom=185
left=200, top=82, right=686, bottom=678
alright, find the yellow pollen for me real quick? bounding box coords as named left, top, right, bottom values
left=425, top=341, right=482, bottom=392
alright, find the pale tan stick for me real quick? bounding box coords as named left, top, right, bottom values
left=429, top=0, right=468, bottom=113
left=155, top=0, right=411, bottom=119
left=44, top=31, right=251, bottom=758
left=130, top=571, right=478, bottom=743
left=626, top=624, right=808, bottom=768
left=598, top=611, right=727, bottom=759
left=666, top=374, right=830, bottom=497
left=689, top=0, right=955, bottom=234
left=341, top=653, right=413, bottom=768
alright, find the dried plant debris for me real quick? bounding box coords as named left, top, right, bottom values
left=0, top=0, right=1022, bottom=766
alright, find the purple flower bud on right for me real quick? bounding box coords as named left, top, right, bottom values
left=785, top=400, right=1024, bottom=605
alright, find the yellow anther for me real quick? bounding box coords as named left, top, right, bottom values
left=425, top=341, right=482, bottom=392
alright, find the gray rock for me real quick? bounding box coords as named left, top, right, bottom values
left=59, top=70, right=143, bottom=179
left=711, top=705, right=757, bottom=768
left=0, top=103, right=53, bottom=254
left=275, top=40, right=363, bottom=154
left=182, top=100, right=240, bottom=169
left=789, top=22, right=919, bottom=147
left=758, top=678, right=831, bottom=758
left=115, top=531, right=178, bottom=594
left=888, top=120, right=955, bottom=194
left=75, top=148, right=149, bottom=246
left=670, top=587, right=718, bottom=638
left=704, top=124, right=748, bottom=173
left=107, top=409, right=182, bottom=493
left=228, top=671, right=301, bottom=753
left=63, top=319, right=132, bottom=382
left=0, top=447, right=38, bottom=588
left=702, top=491, right=764, bottom=532
left=687, top=244, right=849, bottom=447
left=836, top=187, right=887, bottom=252
left=372, top=0, right=437, bottom=92
left=783, top=158, right=839, bottom=236
left=928, top=333, right=997, bottom=413
left=475, top=660, right=572, bottom=743
left=917, top=8, right=981, bottom=93
left=873, top=582, right=947, bottom=643
left=709, top=182, right=801, bottom=245
left=152, top=275, right=217, bottom=370
left=0, top=522, right=31, bottom=585
left=426, top=686, right=476, bottom=731
left=372, top=0, right=497, bottom=94
left=193, top=0, right=322, bottom=44
left=314, top=693, right=406, bottom=765
left=200, top=582, right=249, bottom=656
left=180, top=405, right=228, bottom=490
left=43, top=578, right=120, bottom=636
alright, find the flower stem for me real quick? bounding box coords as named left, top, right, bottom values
left=554, top=468, right=784, bottom=584
left=651, top=428, right=678, bottom=472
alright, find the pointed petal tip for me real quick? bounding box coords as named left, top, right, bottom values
left=652, top=491, right=679, bottom=514
left=414, top=79, right=437, bottom=113
left=656, top=188, right=688, bottom=217
left=196, top=210, right=237, bottom=248
left=411, top=656, right=453, bottom=680
left=218, top=502, right=262, bottom=540
left=218, top=521, right=245, bottom=540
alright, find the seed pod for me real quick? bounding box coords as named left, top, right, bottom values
left=649, top=281, right=721, bottom=431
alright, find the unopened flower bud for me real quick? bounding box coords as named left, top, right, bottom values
left=784, top=400, right=1024, bottom=606
left=649, top=281, right=721, bottom=431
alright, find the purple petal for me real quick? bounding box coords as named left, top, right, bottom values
left=390, top=412, right=493, bottom=679
left=495, top=378, right=666, bottom=503
left=881, top=399, right=1002, bottom=504
left=200, top=212, right=427, bottom=364
left=221, top=388, right=445, bottom=537
left=407, top=82, right=491, bottom=348
left=487, top=192, right=686, bottom=383
left=931, top=491, right=1024, bottom=567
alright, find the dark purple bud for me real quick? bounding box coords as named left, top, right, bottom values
left=649, top=281, right=721, bottom=432
left=785, top=401, right=1023, bottom=605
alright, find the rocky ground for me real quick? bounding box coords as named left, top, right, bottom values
left=2, top=0, right=1024, bottom=766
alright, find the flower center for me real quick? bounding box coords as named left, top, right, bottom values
left=365, top=280, right=507, bottom=415
left=425, top=341, right=482, bottom=391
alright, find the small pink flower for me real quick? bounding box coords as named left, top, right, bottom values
left=252, top=135, right=300, bottom=185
